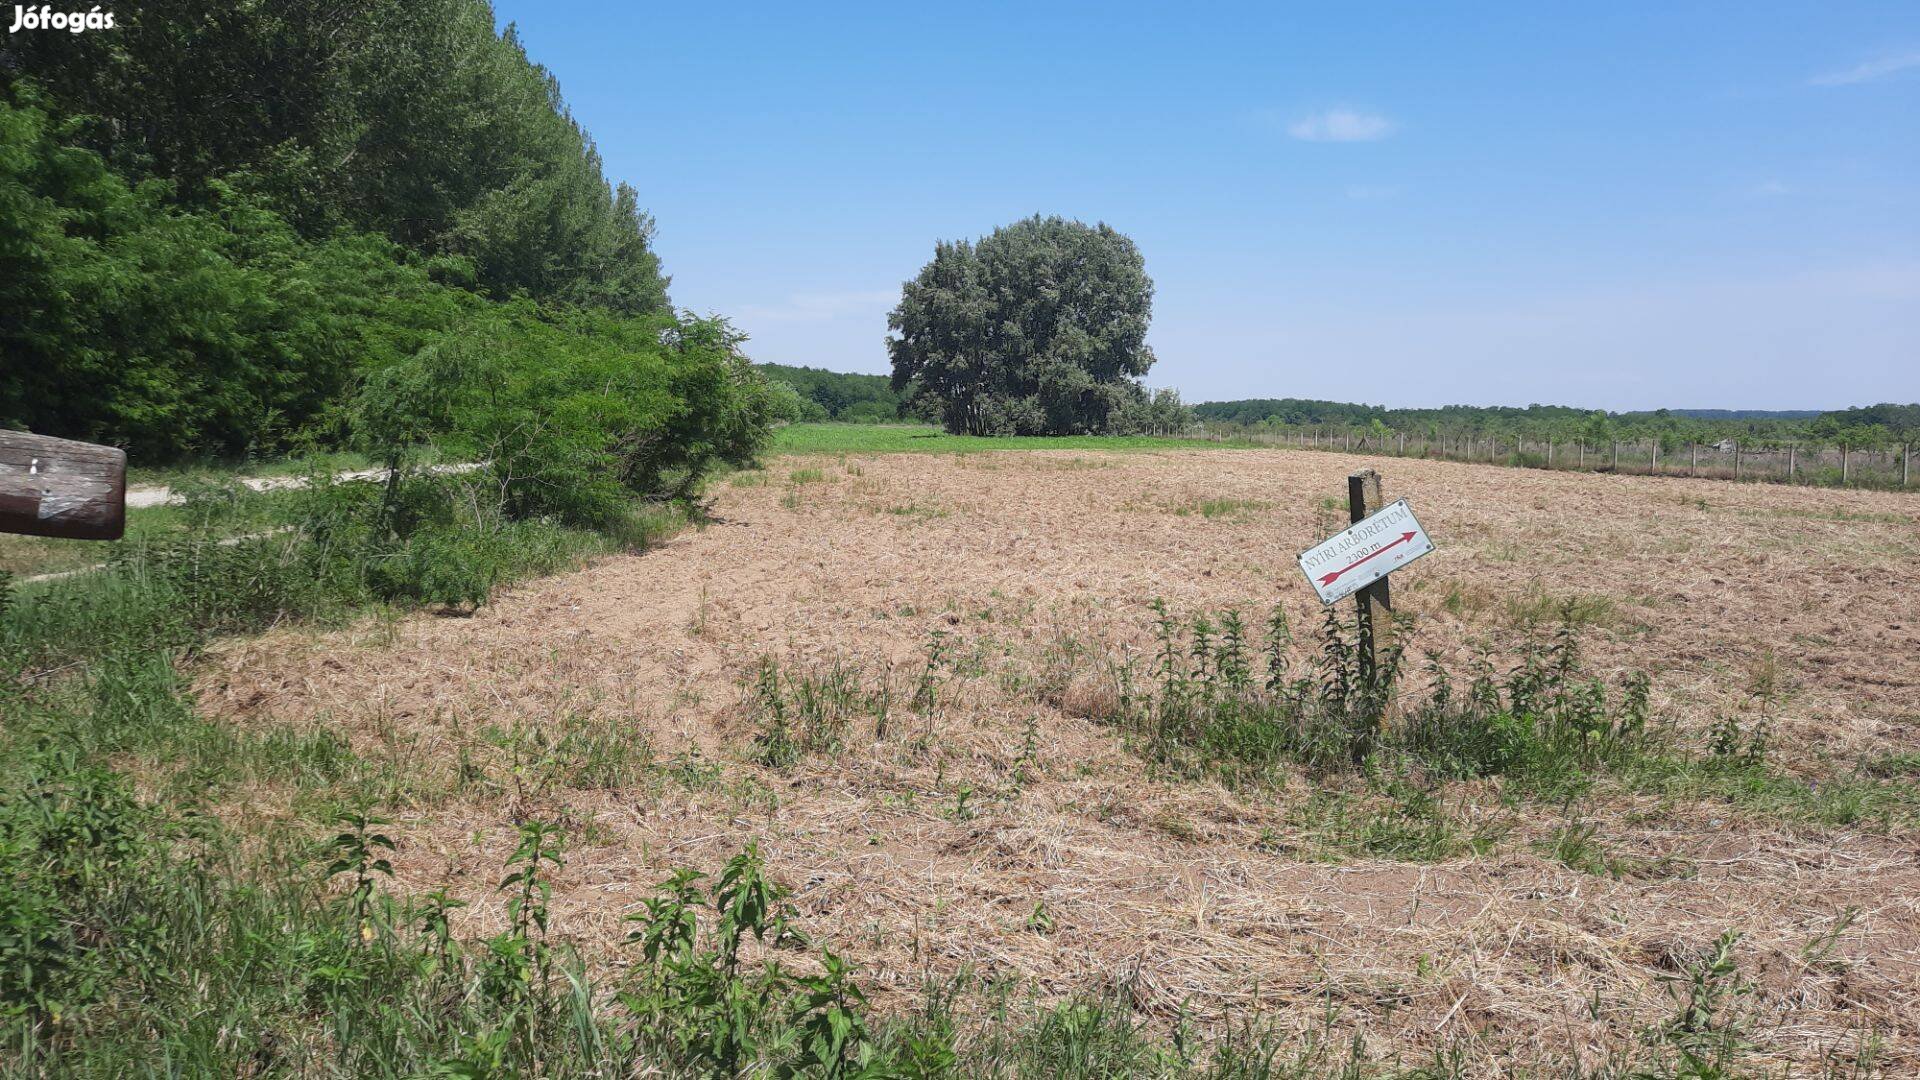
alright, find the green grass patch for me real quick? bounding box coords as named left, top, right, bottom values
left=1170, top=497, right=1271, bottom=519
left=871, top=501, right=949, bottom=520
left=0, top=644, right=1379, bottom=1076
left=1284, top=782, right=1502, bottom=863
left=0, top=483, right=309, bottom=579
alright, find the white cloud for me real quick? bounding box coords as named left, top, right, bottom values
left=736, top=290, right=896, bottom=323
left=1287, top=107, right=1394, bottom=143
left=1809, top=51, right=1920, bottom=86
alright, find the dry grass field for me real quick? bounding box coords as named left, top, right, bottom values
left=196, top=447, right=1920, bottom=1073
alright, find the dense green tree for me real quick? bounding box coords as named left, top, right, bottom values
left=0, top=87, right=774, bottom=473
left=0, top=0, right=669, bottom=316
left=887, top=216, right=1157, bottom=435
left=0, top=93, right=467, bottom=458
left=0, top=0, right=705, bottom=464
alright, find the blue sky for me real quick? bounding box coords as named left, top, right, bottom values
left=492, top=2, right=1918, bottom=410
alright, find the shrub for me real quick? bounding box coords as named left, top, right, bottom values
left=349, top=304, right=778, bottom=530
left=1123, top=602, right=1653, bottom=789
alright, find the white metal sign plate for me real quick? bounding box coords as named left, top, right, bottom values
left=1298, top=498, right=1434, bottom=605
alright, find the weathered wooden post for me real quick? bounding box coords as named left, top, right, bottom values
left=1651, top=440, right=1659, bottom=473
left=1610, top=440, right=1618, bottom=470
left=1733, top=442, right=1741, bottom=481
left=1905, top=443, right=1911, bottom=487
left=1788, top=443, right=1796, bottom=481
left=1347, top=469, right=1391, bottom=685
left=1, top=431, right=127, bottom=541
left=1842, top=443, right=1850, bottom=485
left=1297, top=473, right=1434, bottom=764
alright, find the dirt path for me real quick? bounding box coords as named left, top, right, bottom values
left=199, top=447, right=1920, bottom=1069
left=125, top=461, right=483, bottom=508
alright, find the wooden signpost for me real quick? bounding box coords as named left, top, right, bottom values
left=1297, top=469, right=1435, bottom=680
left=0, top=431, right=128, bottom=541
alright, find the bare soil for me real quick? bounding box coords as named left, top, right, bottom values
left=197, top=448, right=1920, bottom=1072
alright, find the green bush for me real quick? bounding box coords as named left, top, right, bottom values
left=350, top=304, right=777, bottom=530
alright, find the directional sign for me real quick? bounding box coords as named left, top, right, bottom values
left=1297, top=498, right=1433, bottom=605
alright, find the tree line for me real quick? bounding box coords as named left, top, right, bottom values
left=1, top=0, right=755, bottom=469
left=2, top=0, right=665, bottom=315
left=1194, top=399, right=1920, bottom=452
left=757, top=364, right=905, bottom=423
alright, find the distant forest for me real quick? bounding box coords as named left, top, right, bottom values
left=756, top=362, right=1919, bottom=447
left=1193, top=398, right=1920, bottom=445
left=758, top=364, right=905, bottom=422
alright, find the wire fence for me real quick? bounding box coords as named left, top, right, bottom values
left=1202, top=429, right=1915, bottom=490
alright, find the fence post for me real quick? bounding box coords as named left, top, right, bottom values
left=1689, top=443, right=1696, bottom=477
left=1842, top=444, right=1850, bottom=485
left=1788, top=443, right=1795, bottom=481
left=1611, top=440, right=1618, bottom=470
left=1905, top=443, right=1911, bottom=487
left=1651, top=440, right=1659, bottom=473
left=1579, top=442, right=1585, bottom=468
left=1733, top=443, right=1740, bottom=481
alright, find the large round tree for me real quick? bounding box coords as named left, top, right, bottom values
left=887, top=216, right=1157, bottom=435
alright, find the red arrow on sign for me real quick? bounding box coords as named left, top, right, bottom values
left=1318, top=531, right=1417, bottom=587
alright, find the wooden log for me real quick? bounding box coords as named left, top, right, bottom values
left=0, top=431, right=127, bottom=540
